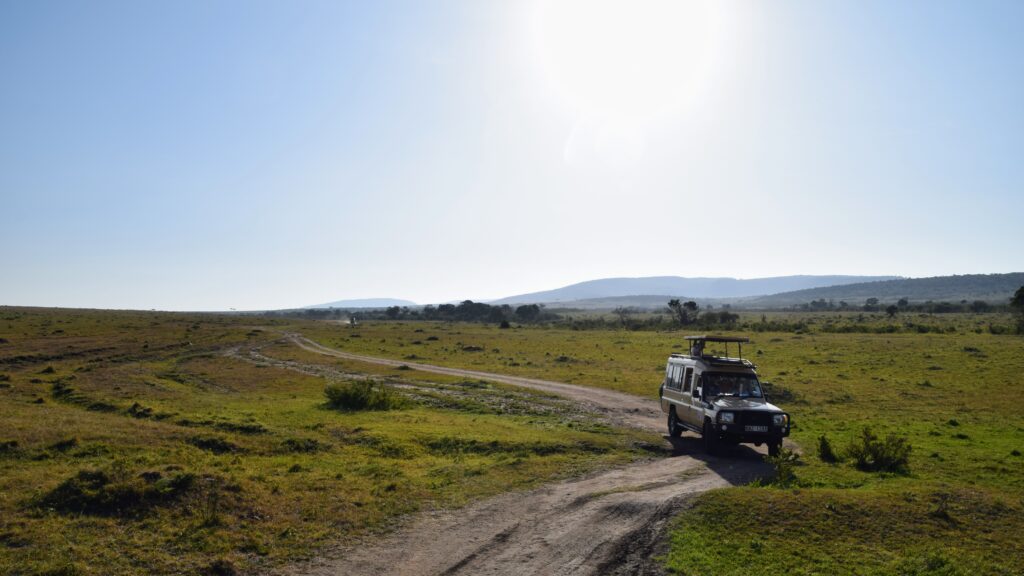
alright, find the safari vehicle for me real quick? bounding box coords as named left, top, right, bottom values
left=659, top=335, right=790, bottom=456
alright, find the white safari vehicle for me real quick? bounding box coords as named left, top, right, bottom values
left=659, top=335, right=790, bottom=456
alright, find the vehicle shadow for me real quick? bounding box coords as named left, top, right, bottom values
left=662, top=434, right=774, bottom=486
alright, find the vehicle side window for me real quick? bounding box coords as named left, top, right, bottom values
left=682, top=367, right=693, bottom=393
left=668, top=365, right=681, bottom=390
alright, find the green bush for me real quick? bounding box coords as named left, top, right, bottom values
left=188, top=435, right=241, bottom=454
left=281, top=438, right=323, bottom=453
left=35, top=468, right=195, bottom=516
left=817, top=435, right=841, bottom=463
left=765, top=448, right=800, bottom=486
left=324, top=380, right=403, bottom=411
left=846, top=426, right=912, bottom=473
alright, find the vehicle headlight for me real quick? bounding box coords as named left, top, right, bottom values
left=773, top=414, right=788, bottom=427
left=718, top=412, right=735, bottom=424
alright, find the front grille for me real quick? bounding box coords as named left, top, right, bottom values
left=738, top=411, right=772, bottom=428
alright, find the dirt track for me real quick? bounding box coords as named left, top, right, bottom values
left=276, top=334, right=772, bottom=576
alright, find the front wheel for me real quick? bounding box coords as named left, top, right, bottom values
left=667, top=408, right=683, bottom=438
left=768, top=440, right=781, bottom=457
left=702, top=419, right=718, bottom=455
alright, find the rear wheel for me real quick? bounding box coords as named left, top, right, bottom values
left=667, top=408, right=683, bottom=438
left=702, top=419, right=718, bottom=455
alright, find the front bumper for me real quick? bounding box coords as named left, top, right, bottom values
left=714, top=419, right=790, bottom=441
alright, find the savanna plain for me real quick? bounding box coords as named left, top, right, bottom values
left=0, top=307, right=1021, bottom=575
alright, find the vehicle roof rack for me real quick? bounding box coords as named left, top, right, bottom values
left=707, top=356, right=757, bottom=368
left=683, top=335, right=750, bottom=343
left=673, top=335, right=757, bottom=369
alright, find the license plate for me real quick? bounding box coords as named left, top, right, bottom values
left=745, top=425, right=768, bottom=432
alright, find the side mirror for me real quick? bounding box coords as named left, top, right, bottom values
left=694, top=388, right=702, bottom=400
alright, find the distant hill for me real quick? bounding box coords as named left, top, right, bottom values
left=491, top=275, right=899, bottom=305
left=743, top=273, right=1024, bottom=307
left=306, top=298, right=417, bottom=309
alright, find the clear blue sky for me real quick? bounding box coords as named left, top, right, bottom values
left=2, top=0, right=1022, bottom=310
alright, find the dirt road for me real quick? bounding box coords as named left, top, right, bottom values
left=276, top=334, right=772, bottom=576
left=286, top=334, right=662, bottom=431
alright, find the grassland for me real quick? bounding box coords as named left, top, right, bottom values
left=0, top=308, right=656, bottom=575
left=2, top=308, right=1022, bottom=574
left=294, top=316, right=1024, bottom=574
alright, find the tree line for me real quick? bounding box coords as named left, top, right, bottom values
left=260, top=285, right=1024, bottom=334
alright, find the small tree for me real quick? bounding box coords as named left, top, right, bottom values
left=969, top=300, right=991, bottom=313
left=846, top=426, right=912, bottom=473
left=1012, top=286, right=1024, bottom=333
left=885, top=305, right=898, bottom=318
left=817, top=435, right=841, bottom=463
left=667, top=299, right=685, bottom=326
left=514, top=304, right=541, bottom=323
left=613, top=307, right=634, bottom=326
left=683, top=301, right=699, bottom=324
left=668, top=300, right=700, bottom=325
left=766, top=448, right=800, bottom=486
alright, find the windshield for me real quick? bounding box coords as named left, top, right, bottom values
left=702, top=373, right=762, bottom=398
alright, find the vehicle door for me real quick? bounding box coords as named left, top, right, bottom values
left=686, top=370, right=704, bottom=427
left=659, top=363, right=672, bottom=412
left=662, top=363, right=683, bottom=412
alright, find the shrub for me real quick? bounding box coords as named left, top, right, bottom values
left=846, top=426, right=912, bottom=473
left=194, top=476, right=224, bottom=527
left=927, top=493, right=956, bottom=524
left=188, top=436, right=241, bottom=454
left=202, top=559, right=238, bottom=576
left=817, top=435, right=841, bottom=463
left=762, top=381, right=802, bottom=404
left=324, top=380, right=403, bottom=411
left=48, top=437, right=79, bottom=452
left=765, top=448, right=800, bottom=486
left=213, top=421, right=267, bottom=435
left=127, top=402, right=154, bottom=418
left=281, top=438, right=323, bottom=453
left=35, top=468, right=195, bottom=516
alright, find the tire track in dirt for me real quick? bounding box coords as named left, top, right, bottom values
left=276, top=334, right=772, bottom=576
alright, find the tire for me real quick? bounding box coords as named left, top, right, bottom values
left=768, top=440, right=781, bottom=457
left=667, top=407, right=683, bottom=438
left=702, top=419, right=718, bottom=455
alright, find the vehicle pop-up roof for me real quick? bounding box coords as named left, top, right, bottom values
left=673, top=335, right=754, bottom=368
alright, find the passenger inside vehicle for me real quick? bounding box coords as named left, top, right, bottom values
left=702, top=373, right=763, bottom=398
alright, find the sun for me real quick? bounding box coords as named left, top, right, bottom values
left=533, top=0, right=721, bottom=124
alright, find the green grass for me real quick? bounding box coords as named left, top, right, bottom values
left=664, top=487, right=1019, bottom=576
left=0, top=308, right=655, bottom=575
left=661, top=329, right=1024, bottom=574
left=3, top=309, right=1022, bottom=574
left=295, top=318, right=1024, bottom=575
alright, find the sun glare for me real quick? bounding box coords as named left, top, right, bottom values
left=534, top=0, right=720, bottom=124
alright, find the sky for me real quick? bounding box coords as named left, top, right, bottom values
left=1, top=0, right=1022, bottom=311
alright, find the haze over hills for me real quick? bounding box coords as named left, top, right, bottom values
left=490, top=276, right=900, bottom=305
left=307, top=298, right=417, bottom=309
left=741, top=273, right=1024, bottom=308
left=304, top=273, right=1023, bottom=311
